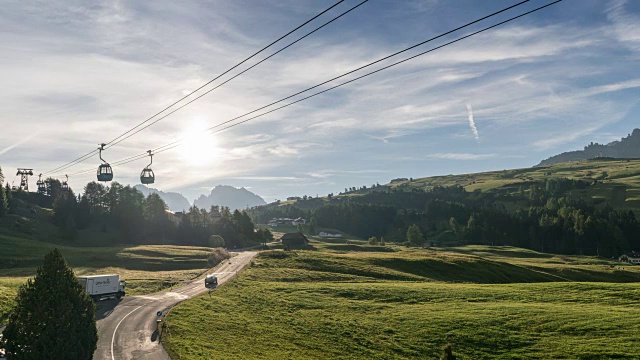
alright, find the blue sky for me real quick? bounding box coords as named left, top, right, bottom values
left=1, top=0, right=639, bottom=203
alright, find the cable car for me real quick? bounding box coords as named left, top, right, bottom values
left=62, top=175, right=69, bottom=191
left=36, top=174, right=46, bottom=194
left=140, top=150, right=155, bottom=184
left=97, top=144, right=113, bottom=182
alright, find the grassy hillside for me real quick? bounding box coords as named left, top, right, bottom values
left=389, top=158, right=640, bottom=212
left=0, top=234, right=219, bottom=323
left=163, top=244, right=640, bottom=359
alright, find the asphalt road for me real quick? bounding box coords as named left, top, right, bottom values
left=93, top=251, right=257, bottom=360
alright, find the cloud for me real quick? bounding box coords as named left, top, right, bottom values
left=606, top=0, right=640, bottom=52
left=267, top=145, right=299, bottom=157
left=0, top=131, right=42, bottom=156
left=426, top=153, right=496, bottom=160
left=466, top=104, right=479, bottom=142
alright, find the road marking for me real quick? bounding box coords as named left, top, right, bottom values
left=110, top=301, right=153, bottom=360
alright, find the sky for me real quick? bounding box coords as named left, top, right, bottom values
left=1, top=0, right=639, bottom=203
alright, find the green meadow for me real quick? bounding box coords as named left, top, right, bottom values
left=0, top=234, right=217, bottom=322
left=163, top=243, right=640, bottom=359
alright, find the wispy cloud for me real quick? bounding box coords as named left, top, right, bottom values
left=0, top=131, right=42, bottom=156
left=466, top=104, right=479, bottom=142
left=426, top=153, right=496, bottom=160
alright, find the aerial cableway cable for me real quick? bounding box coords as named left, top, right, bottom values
left=59, top=0, right=563, bottom=179
left=149, top=0, right=538, bottom=154
left=42, top=0, right=349, bottom=176
left=104, top=0, right=371, bottom=150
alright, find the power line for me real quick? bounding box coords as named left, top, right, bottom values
left=60, top=0, right=563, bottom=179
left=43, top=0, right=348, bottom=175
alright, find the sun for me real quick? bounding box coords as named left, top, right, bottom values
left=179, top=122, right=220, bottom=166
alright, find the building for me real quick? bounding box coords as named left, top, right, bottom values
left=167, top=210, right=184, bottom=226
left=318, top=232, right=342, bottom=238
left=292, top=217, right=307, bottom=225
left=281, top=232, right=308, bottom=248
left=267, top=218, right=307, bottom=227
left=619, top=252, right=640, bottom=265
left=287, top=196, right=302, bottom=201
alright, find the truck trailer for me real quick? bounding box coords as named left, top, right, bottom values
left=77, top=274, right=126, bottom=301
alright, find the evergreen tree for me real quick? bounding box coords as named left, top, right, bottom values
left=5, top=183, right=15, bottom=213
left=0, top=184, right=8, bottom=217
left=2, top=249, right=97, bottom=359
left=406, top=224, right=424, bottom=246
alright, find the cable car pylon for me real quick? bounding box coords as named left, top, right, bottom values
left=16, top=168, right=33, bottom=191
left=140, top=150, right=155, bottom=185
left=97, top=143, right=113, bottom=182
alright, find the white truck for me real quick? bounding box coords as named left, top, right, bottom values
left=77, top=274, right=126, bottom=301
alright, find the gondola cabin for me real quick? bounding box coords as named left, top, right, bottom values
left=140, top=168, right=154, bottom=184
left=97, top=164, right=113, bottom=182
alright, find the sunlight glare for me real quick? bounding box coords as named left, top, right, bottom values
left=179, top=122, right=220, bottom=166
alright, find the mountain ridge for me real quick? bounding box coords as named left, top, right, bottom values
left=537, top=128, right=640, bottom=167
left=194, top=185, right=266, bottom=211
left=133, top=185, right=191, bottom=212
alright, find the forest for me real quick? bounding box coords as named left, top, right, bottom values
left=0, top=166, right=268, bottom=248
left=250, top=178, right=640, bottom=257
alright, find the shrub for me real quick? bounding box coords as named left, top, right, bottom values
left=207, top=248, right=230, bottom=267
left=208, top=235, right=225, bottom=248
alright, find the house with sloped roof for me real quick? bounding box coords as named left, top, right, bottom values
left=619, top=251, right=640, bottom=265
left=281, top=232, right=308, bottom=249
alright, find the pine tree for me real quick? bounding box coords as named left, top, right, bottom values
left=2, top=249, right=97, bottom=359
left=406, top=224, right=424, bottom=246
left=0, top=184, right=8, bottom=217
left=5, top=183, right=15, bottom=213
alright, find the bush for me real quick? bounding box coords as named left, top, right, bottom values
left=207, top=248, right=230, bottom=267
left=208, top=235, right=225, bottom=248
left=368, top=236, right=379, bottom=245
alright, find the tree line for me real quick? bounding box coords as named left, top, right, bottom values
left=250, top=179, right=639, bottom=256
left=0, top=167, right=267, bottom=248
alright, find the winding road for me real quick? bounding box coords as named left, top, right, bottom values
left=93, top=251, right=257, bottom=360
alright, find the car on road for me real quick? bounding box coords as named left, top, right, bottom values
left=205, top=274, right=218, bottom=289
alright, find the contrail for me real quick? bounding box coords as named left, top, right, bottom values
left=0, top=132, right=41, bottom=156
left=466, top=104, right=480, bottom=142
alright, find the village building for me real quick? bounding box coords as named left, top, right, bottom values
left=281, top=232, right=308, bottom=248
left=618, top=252, right=640, bottom=265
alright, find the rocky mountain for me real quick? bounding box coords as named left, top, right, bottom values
left=193, top=185, right=266, bottom=211
left=134, top=185, right=191, bottom=212
left=537, top=128, right=640, bottom=167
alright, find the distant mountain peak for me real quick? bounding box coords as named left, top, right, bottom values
left=537, top=128, right=640, bottom=167
left=194, top=185, right=266, bottom=211
left=133, top=185, right=191, bottom=212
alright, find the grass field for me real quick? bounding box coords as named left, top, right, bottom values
left=163, top=244, right=640, bottom=359
left=0, top=234, right=218, bottom=323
